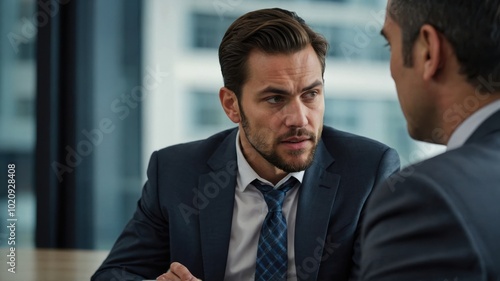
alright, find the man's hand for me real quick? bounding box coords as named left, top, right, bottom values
left=156, top=262, right=202, bottom=281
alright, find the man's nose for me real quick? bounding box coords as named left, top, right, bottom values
left=283, top=99, right=308, bottom=128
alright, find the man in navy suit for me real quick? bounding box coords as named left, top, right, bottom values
left=361, top=0, right=500, bottom=280
left=92, top=8, right=399, bottom=281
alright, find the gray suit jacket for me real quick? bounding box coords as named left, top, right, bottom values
left=93, top=126, right=400, bottom=281
left=361, top=110, right=500, bottom=281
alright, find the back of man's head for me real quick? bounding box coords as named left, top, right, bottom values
left=218, top=8, right=328, bottom=99
left=388, top=0, right=500, bottom=93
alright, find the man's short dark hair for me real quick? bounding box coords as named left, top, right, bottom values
left=218, top=8, right=329, bottom=99
left=388, top=0, right=500, bottom=93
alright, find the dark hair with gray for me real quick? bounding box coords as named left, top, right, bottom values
left=388, top=0, right=500, bottom=93
left=218, top=8, right=329, bottom=98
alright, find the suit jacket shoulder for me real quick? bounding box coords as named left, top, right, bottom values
left=93, top=126, right=401, bottom=281
left=361, top=119, right=500, bottom=280
left=155, top=128, right=237, bottom=167
left=320, top=126, right=400, bottom=187
left=321, top=126, right=396, bottom=153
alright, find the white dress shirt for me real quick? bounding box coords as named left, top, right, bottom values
left=447, top=99, right=500, bottom=150
left=224, top=131, right=304, bottom=281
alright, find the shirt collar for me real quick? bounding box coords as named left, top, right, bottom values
left=447, top=99, right=500, bottom=150
left=235, top=130, right=304, bottom=191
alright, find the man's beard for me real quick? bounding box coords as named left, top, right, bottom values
left=240, top=107, right=318, bottom=173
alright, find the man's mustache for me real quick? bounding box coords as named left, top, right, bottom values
left=278, top=128, right=316, bottom=141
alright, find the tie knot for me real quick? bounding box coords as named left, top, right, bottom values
left=252, top=177, right=298, bottom=212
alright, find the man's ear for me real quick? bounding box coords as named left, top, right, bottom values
left=219, top=87, right=241, bottom=123
left=418, top=24, right=443, bottom=81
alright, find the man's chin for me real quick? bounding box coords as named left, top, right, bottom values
left=277, top=154, right=315, bottom=173
left=279, top=162, right=312, bottom=173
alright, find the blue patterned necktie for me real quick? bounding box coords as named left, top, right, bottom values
left=253, top=177, right=298, bottom=281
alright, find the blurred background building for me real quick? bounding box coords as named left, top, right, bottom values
left=0, top=0, right=444, bottom=251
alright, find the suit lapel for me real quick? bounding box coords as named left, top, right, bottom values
left=197, top=130, right=341, bottom=280
left=465, top=109, right=500, bottom=145
left=198, top=129, right=238, bottom=281
left=295, top=140, right=340, bottom=280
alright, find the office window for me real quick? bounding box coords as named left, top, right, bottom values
left=192, top=91, right=225, bottom=126
left=192, top=12, right=234, bottom=49
left=307, top=0, right=384, bottom=8
left=0, top=0, right=36, bottom=248
left=189, top=91, right=234, bottom=138
left=191, top=12, right=389, bottom=62
left=311, top=24, right=348, bottom=58
left=145, top=0, right=443, bottom=194
left=34, top=0, right=143, bottom=250
left=90, top=0, right=144, bottom=250
left=324, top=98, right=433, bottom=165
left=312, top=23, right=389, bottom=61
left=310, top=0, right=348, bottom=3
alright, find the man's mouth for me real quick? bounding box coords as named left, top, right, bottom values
left=280, top=136, right=312, bottom=150
left=281, top=136, right=311, bottom=143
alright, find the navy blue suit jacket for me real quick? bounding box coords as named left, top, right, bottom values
left=93, top=126, right=400, bottom=281
left=361, top=110, right=500, bottom=280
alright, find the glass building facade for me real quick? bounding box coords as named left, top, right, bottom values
left=0, top=0, right=443, bottom=251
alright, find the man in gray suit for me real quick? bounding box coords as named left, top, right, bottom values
left=92, top=8, right=400, bottom=281
left=361, top=0, right=500, bottom=280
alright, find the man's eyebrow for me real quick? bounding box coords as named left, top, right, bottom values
left=258, top=86, right=289, bottom=95
left=258, top=80, right=324, bottom=95
left=302, top=80, right=323, bottom=92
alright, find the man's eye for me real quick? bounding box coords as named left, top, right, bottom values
left=266, top=96, right=285, bottom=104
left=303, top=91, right=319, bottom=100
